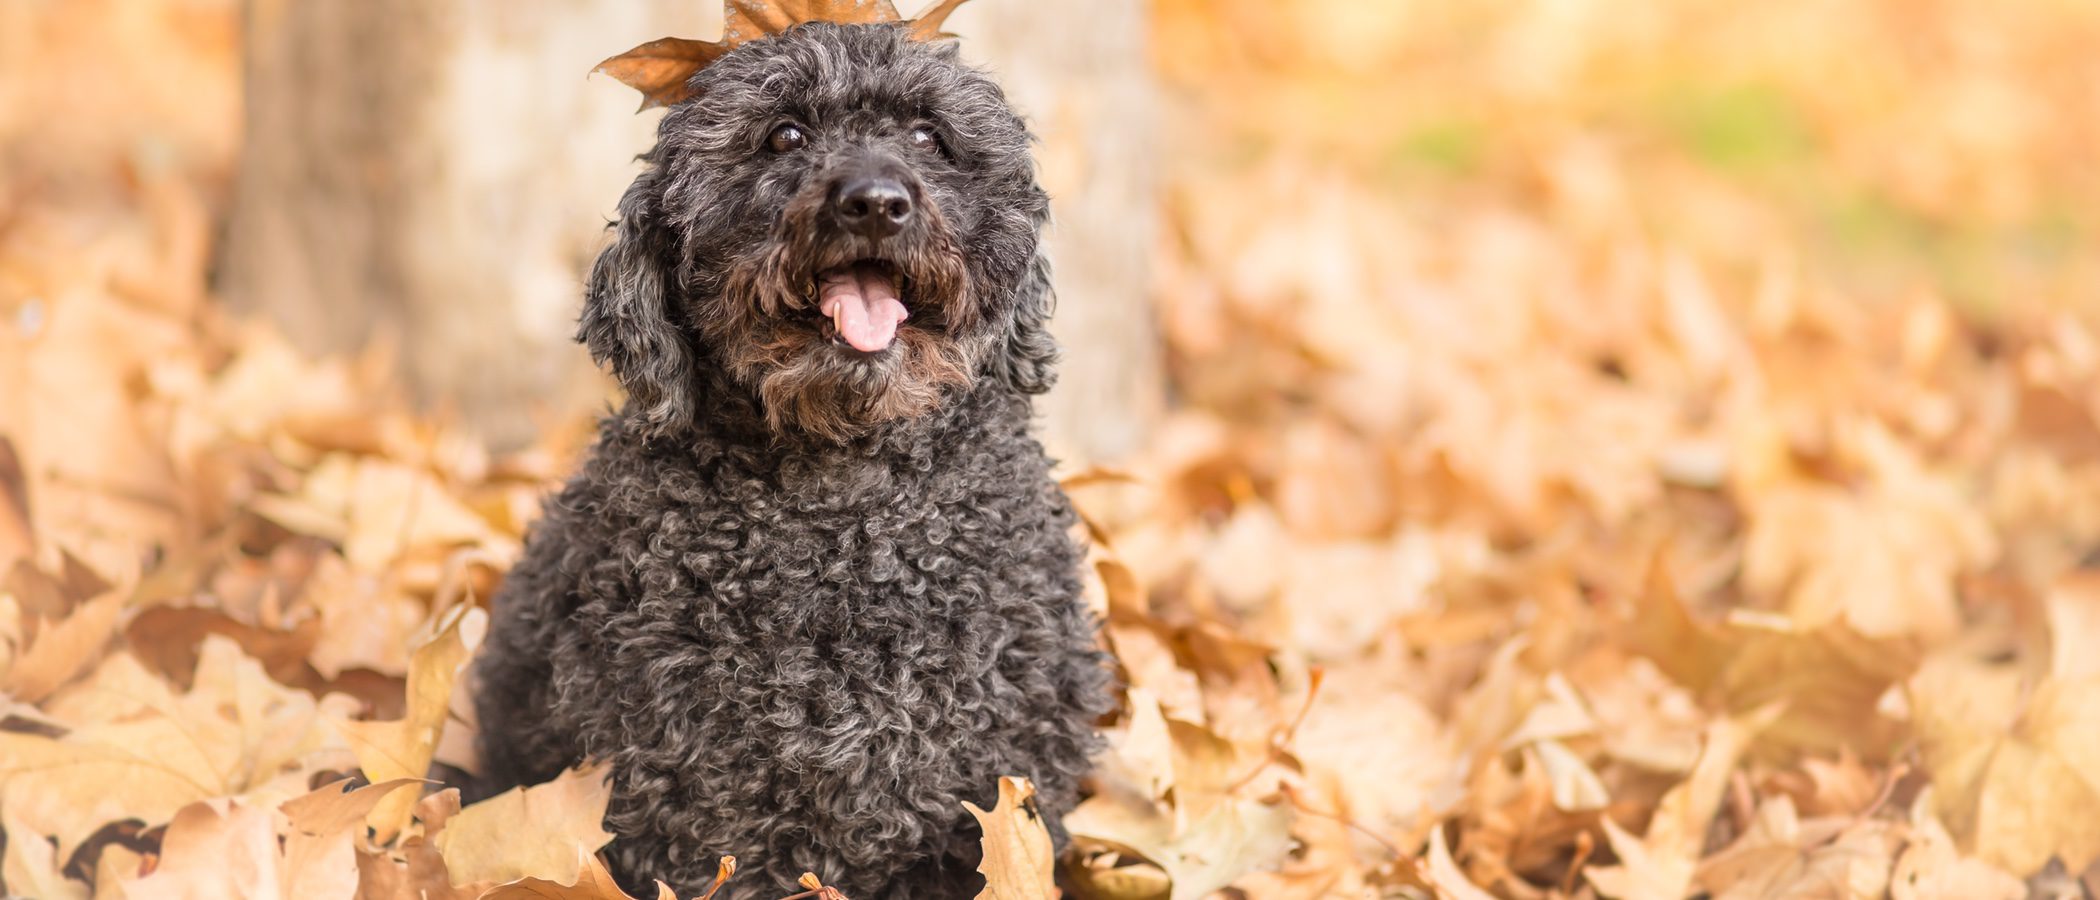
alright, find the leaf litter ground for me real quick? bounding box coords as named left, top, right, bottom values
left=8, top=0, right=2100, bottom=898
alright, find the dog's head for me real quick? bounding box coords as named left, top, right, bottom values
left=580, top=22, right=1056, bottom=442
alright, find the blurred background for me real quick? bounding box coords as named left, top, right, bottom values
left=7, top=0, right=2100, bottom=897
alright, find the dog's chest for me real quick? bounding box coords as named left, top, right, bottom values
left=628, top=453, right=1081, bottom=777
left=646, top=447, right=1078, bottom=649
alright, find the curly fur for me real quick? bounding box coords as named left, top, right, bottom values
left=472, top=22, right=1113, bottom=899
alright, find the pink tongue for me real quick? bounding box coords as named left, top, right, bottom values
left=818, top=266, right=908, bottom=352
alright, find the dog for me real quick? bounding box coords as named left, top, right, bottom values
left=471, top=20, right=1113, bottom=899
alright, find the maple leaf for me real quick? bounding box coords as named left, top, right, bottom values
left=1889, top=791, right=2026, bottom=900
left=115, top=779, right=423, bottom=900
left=1740, top=421, right=1997, bottom=642
left=1419, top=826, right=1500, bottom=900
left=1065, top=763, right=1294, bottom=900
left=1586, top=705, right=1783, bottom=900
left=1693, top=797, right=1903, bottom=900
left=2, top=588, right=123, bottom=704
left=280, top=779, right=429, bottom=899
left=2, top=809, right=87, bottom=900
left=1623, top=553, right=1917, bottom=758
left=963, top=777, right=1058, bottom=900
left=477, top=853, right=679, bottom=900
left=0, top=639, right=359, bottom=861
left=337, top=602, right=487, bottom=844
left=1907, top=654, right=2100, bottom=875
left=595, top=0, right=977, bottom=110
left=432, top=763, right=617, bottom=888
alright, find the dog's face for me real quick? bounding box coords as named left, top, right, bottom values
left=580, top=23, right=1057, bottom=442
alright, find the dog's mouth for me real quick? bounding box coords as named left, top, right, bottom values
left=815, top=259, right=909, bottom=354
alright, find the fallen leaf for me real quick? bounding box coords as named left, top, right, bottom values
left=1587, top=817, right=1698, bottom=900
left=1420, top=825, right=1498, bottom=900
left=1741, top=422, right=1997, bottom=642
left=344, top=461, right=494, bottom=572
left=1695, top=796, right=1900, bottom=900
left=118, top=797, right=283, bottom=899
left=476, top=852, right=674, bottom=900
left=2, top=810, right=89, bottom=900
left=1890, top=790, right=2026, bottom=900
left=1586, top=704, right=1783, bottom=899
left=338, top=602, right=487, bottom=843
left=1909, top=654, right=2100, bottom=874
left=3, top=589, right=123, bottom=703
left=964, top=776, right=1057, bottom=900
left=1066, top=784, right=1293, bottom=900
left=281, top=779, right=427, bottom=900
left=1625, top=554, right=1914, bottom=756
left=433, top=763, right=616, bottom=888
left=2, top=639, right=357, bottom=860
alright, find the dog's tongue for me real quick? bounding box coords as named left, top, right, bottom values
left=818, top=264, right=908, bottom=353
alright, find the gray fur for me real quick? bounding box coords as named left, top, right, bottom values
left=473, top=22, right=1113, bottom=899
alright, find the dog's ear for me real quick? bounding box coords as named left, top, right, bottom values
left=992, top=247, right=1059, bottom=395
left=578, top=169, right=696, bottom=436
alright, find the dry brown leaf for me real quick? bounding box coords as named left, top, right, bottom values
left=963, top=777, right=1057, bottom=900
left=1, top=639, right=357, bottom=860
left=1098, top=689, right=1176, bottom=803
left=1065, top=783, right=1293, bottom=900
left=1625, top=555, right=1915, bottom=757
left=302, top=552, right=422, bottom=679
left=352, top=788, right=481, bottom=900
left=1588, top=818, right=1698, bottom=900
left=1890, top=790, right=2026, bottom=900
left=344, top=461, right=496, bottom=572
left=2, top=810, right=89, bottom=900
left=1419, top=825, right=1498, bottom=900
left=596, top=0, right=977, bottom=110
left=1528, top=740, right=1610, bottom=812
left=1909, top=655, right=2100, bottom=874
left=281, top=779, right=427, bottom=900
left=1586, top=704, right=1784, bottom=899
left=1291, top=659, right=1458, bottom=834
left=432, top=762, right=616, bottom=888
left=118, top=797, right=284, bottom=899
left=1694, top=797, right=1901, bottom=900
left=3, top=588, right=124, bottom=703
left=338, top=602, right=487, bottom=844
left=1272, top=420, right=1394, bottom=540
left=476, top=853, right=676, bottom=900
left=1741, top=422, right=1996, bottom=641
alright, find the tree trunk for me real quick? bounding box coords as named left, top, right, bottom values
left=224, top=0, right=1159, bottom=458
left=951, top=1, right=1163, bottom=461
left=224, top=0, right=709, bottom=446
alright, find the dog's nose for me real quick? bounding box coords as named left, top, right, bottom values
left=834, top=178, right=914, bottom=239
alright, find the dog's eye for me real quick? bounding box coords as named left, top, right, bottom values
left=768, top=124, right=808, bottom=153
left=908, top=126, right=943, bottom=155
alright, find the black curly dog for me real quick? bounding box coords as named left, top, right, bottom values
left=472, top=21, right=1113, bottom=899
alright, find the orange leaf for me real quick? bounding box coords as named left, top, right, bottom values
left=593, top=38, right=731, bottom=112
left=595, top=0, right=976, bottom=110
left=963, top=777, right=1057, bottom=900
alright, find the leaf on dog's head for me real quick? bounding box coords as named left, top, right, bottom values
left=596, top=0, right=979, bottom=111
left=903, top=0, right=973, bottom=41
